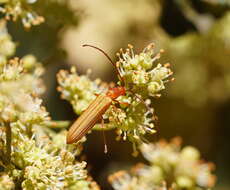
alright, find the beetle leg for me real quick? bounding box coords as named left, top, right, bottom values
left=113, top=99, right=130, bottom=107
left=101, top=118, right=108, bottom=154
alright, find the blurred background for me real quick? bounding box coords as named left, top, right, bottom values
left=8, top=0, right=230, bottom=189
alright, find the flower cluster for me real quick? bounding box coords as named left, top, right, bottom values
left=0, top=20, right=15, bottom=58
left=0, top=23, right=46, bottom=125
left=109, top=137, right=216, bottom=190
left=0, top=56, right=46, bottom=127
left=108, top=170, right=168, bottom=190
left=57, top=44, right=173, bottom=152
left=0, top=0, right=44, bottom=28
left=0, top=173, right=14, bottom=190
left=105, top=96, right=155, bottom=152
left=57, top=67, right=106, bottom=115
left=0, top=20, right=99, bottom=189
left=0, top=62, right=99, bottom=189
left=0, top=0, right=79, bottom=28
left=117, top=44, right=173, bottom=98
left=12, top=136, right=89, bottom=189
left=2, top=120, right=99, bottom=190
left=0, top=57, right=44, bottom=92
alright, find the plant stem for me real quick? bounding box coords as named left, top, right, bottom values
left=44, top=120, right=70, bottom=128
left=5, top=122, right=11, bottom=162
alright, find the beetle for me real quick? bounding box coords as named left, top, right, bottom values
left=66, top=44, right=149, bottom=147
left=66, top=44, right=128, bottom=145
left=66, top=86, right=126, bottom=144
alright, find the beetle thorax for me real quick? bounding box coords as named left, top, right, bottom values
left=106, top=86, right=126, bottom=100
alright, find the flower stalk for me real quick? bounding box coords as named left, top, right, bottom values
left=5, top=121, right=11, bottom=163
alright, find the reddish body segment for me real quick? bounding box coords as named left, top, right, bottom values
left=66, top=87, right=126, bottom=144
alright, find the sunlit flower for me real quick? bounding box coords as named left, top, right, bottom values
left=116, top=44, right=173, bottom=98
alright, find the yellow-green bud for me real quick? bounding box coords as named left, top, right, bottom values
left=151, top=166, right=163, bottom=183
left=148, top=82, right=161, bottom=94
left=130, top=57, right=139, bottom=69
left=132, top=70, right=148, bottom=84
left=176, top=176, right=194, bottom=188
left=181, top=146, right=200, bottom=161
left=139, top=53, right=153, bottom=69
left=22, top=55, right=37, bottom=70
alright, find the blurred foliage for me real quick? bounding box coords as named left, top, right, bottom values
left=109, top=137, right=216, bottom=190
left=63, top=0, right=230, bottom=107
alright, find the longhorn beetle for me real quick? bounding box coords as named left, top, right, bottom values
left=66, top=44, right=150, bottom=147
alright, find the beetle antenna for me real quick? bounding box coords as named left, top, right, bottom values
left=82, top=44, right=123, bottom=82
left=83, top=44, right=115, bottom=67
